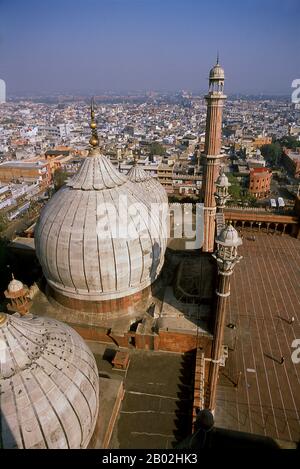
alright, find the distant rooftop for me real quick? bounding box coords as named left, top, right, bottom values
left=288, top=152, right=300, bottom=161
left=0, top=160, right=47, bottom=168
left=45, top=149, right=69, bottom=156
left=250, top=167, right=271, bottom=174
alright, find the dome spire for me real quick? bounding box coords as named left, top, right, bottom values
left=216, top=50, right=219, bottom=65
left=88, top=97, right=100, bottom=156
left=133, top=148, right=139, bottom=166
left=0, top=312, right=7, bottom=327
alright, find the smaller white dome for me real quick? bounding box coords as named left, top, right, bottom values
left=7, top=278, right=24, bottom=293
left=209, top=63, right=225, bottom=80
left=217, top=224, right=242, bottom=247
left=216, top=172, right=230, bottom=188
left=127, top=164, right=168, bottom=205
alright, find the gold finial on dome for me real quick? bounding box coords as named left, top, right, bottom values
left=133, top=149, right=139, bottom=166
left=0, top=312, right=7, bottom=327
left=88, top=97, right=100, bottom=155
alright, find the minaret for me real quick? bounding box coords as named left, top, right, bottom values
left=202, top=57, right=226, bottom=252
left=207, top=224, right=242, bottom=411
left=215, top=169, right=231, bottom=211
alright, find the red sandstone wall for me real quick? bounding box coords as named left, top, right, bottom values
left=156, top=331, right=211, bottom=353
left=72, top=325, right=117, bottom=344
left=50, top=285, right=150, bottom=314
left=72, top=324, right=213, bottom=354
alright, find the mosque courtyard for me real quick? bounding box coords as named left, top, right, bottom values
left=215, top=230, right=300, bottom=444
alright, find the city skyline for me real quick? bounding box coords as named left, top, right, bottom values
left=0, top=0, right=299, bottom=96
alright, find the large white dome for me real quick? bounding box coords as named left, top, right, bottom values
left=0, top=312, right=99, bottom=449
left=35, top=152, right=167, bottom=303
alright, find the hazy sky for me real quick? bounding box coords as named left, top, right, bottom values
left=0, top=0, right=299, bottom=95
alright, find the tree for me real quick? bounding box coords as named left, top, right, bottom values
left=277, top=135, right=300, bottom=151
left=0, top=214, right=7, bottom=233
left=53, top=168, right=68, bottom=191
left=260, top=143, right=282, bottom=166
left=241, top=191, right=257, bottom=207
left=149, top=142, right=166, bottom=156
left=226, top=174, right=256, bottom=206
left=227, top=174, right=241, bottom=201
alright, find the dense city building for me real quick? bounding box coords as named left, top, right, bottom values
left=282, top=147, right=300, bottom=178
left=249, top=167, right=272, bottom=198
left=0, top=160, right=51, bottom=185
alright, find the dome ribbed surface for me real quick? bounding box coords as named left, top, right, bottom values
left=127, top=165, right=168, bottom=205
left=0, top=312, right=99, bottom=449
left=67, top=154, right=127, bottom=190
left=209, top=63, right=225, bottom=80
left=35, top=155, right=166, bottom=302
left=127, top=165, right=149, bottom=183
left=7, top=279, right=24, bottom=293
left=217, top=224, right=242, bottom=247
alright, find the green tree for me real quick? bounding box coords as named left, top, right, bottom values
left=260, top=143, right=282, bottom=166
left=227, top=174, right=241, bottom=201
left=277, top=135, right=300, bottom=150
left=0, top=214, right=7, bottom=233
left=53, top=168, right=68, bottom=191
left=226, top=174, right=256, bottom=206
left=240, top=191, right=257, bottom=207
left=149, top=142, right=166, bottom=156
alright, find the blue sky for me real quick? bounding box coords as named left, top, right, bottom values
left=0, top=0, right=299, bottom=95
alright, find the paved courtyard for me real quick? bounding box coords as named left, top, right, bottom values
left=215, top=231, right=300, bottom=444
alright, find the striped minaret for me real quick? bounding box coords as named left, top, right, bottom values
left=202, top=58, right=226, bottom=252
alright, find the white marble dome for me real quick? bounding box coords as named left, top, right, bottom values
left=217, top=224, right=242, bottom=247
left=127, top=164, right=168, bottom=205
left=209, top=62, right=225, bottom=80
left=0, top=312, right=99, bottom=449
left=7, top=278, right=24, bottom=293
left=216, top=172, right=230, bottom=188
left=35, top=149, right=166, bottom=303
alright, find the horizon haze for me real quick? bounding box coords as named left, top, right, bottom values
left=0, top=0, right=299, bottom=96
